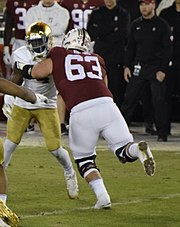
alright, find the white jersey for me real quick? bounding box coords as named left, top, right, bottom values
left=156, top=0, right=175, bottom=16
left=12, top=46, right=57, bottom=109
left=25, top=1, right=70, bottom=46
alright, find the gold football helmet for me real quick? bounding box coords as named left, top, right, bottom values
left=26, top=22, right=52, bottom=58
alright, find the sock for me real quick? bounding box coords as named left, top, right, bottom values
left=51, top=147, right=74, bottom=176
left=0, top=194, right=7, bottom=203
left=126, top=143, right=146, bottom=163
left=3, top=139, right=17, bottom=168
left=89, top=178, right=109, bottom=201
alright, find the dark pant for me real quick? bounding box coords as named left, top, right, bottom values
left=106, top=64, right=126, bottom=110
left=121, top=65, right=169, bottom=136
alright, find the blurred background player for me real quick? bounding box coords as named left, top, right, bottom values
left=60, top=0, right=104, bottom=30
left=3, top=22, right=79, bottom=201
left=0, top=78, right=48, bottom=227
left=3, top=0, right=40, bottom=133
left=25, top=0, right=70, bottom=135
left=21, top=28, right=156, bottom=209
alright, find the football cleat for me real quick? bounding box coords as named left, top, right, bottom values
left=138, top=141, right=155, bottom=176
left=0, top=199, right=19, bottom=227
left=65, top=172, right=79, bottom=199
left=94, top=194, right=111, bottom=209
left=0, top=218, right=11, bottom=227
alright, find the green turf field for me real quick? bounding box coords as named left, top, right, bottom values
left=6, top=146, right=180, bottom=227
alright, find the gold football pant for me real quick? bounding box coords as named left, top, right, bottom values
left=6, top=105, right=61, bottom=151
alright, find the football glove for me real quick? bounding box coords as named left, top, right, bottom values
left=0, top=199, right=19, bottom=227
left=2, top=103, right=12, bottom=120
left=3, top=46, right=11, bottom=65
left=34, top=94, right=49, bottom=105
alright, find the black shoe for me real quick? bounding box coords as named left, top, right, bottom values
left=145, top=124, right=157, bottom=135
left=157, top=135, right=167, bottom=142
left=25, top=124, right=35, bottom=134
left=61, top=123, right=68, bottom=135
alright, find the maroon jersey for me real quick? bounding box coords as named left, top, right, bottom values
left=60, top=0, right=104, bottom=29
left=5, top=0, right=39, bottom=39
left=49, top=47, right=112, bottom=110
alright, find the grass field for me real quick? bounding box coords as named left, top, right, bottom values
left=6, top=145, right=180, bottom=227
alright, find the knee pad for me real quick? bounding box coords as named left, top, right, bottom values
left=115, top=142, right=137, bottom=163
left=75, top=155, right=99, bottom=178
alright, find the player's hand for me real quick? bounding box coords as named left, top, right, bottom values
left=2, top=103, right=12, bottom=119
left=34, top=94, right=49, bottom=104
left=156, top=71, right=166, bottom=82
left=3, top=46, right=11, bottom=65
left=124, top=67, right=132, bottom=83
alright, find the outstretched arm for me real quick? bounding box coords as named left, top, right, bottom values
left=0, top=78, right=36, bottom=103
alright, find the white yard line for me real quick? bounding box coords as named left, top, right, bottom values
left=22, top=193, right=180, bottom=219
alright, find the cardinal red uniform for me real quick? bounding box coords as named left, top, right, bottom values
left=60, top=0, right=104, bottom=29
left=49, top=47, right=112, bottom=110
left=5, top=0, right=39, bottom=41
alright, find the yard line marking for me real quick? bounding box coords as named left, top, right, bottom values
left=21, top=193, right=180, bottom=219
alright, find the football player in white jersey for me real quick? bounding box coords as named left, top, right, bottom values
left=3, top=22, right=79, bottom=202
left=25, top=0, right=70, bottom=134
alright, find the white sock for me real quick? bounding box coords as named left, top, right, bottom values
left=126, top=143, right=146, bottom=163
left=3, top=139, right=17, bottom=168
left=0, top=194, right=7, bottom=203
left=51, top=147, right=74, bottom=176
left=89, top=178, right=109, bottom=201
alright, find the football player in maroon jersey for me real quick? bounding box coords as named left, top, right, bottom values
left=19, top=28, right=156, bottom=209
left=3, top=0, right=40, bottom=65
left=60, top=0, right=104, bottom=30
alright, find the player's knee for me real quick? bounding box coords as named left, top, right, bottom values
left=115, top=143, right=137, bottom=163
left=46, top=140, right=60, bottom=151
left=75, top=155, right=99, bottom=178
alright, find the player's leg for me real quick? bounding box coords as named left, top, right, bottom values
left=4, top=105, right=32, bottom=167
left=0, top=138, right=19, bottom=227
left=69, top=102, right=111, bottom=209
left=102, top=101, right=155, bottom=176
left=36, top=108, right=78, bottom=199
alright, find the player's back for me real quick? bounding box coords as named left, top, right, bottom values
left=5, top=0, right=39, bottom=39
left=49, top=46, right=112, bottom=110
left=60, top=0, right=104, bottom=29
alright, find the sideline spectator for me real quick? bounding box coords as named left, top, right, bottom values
left=87, top=0, right=130, bottom=109
left=121, top=0, right=172, bottom=142
left=160, top=0, right=180, bottom=121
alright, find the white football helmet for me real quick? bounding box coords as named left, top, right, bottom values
left=62, top=28, right=91, bottom=52
left=25, top=22, right=52, bottom=58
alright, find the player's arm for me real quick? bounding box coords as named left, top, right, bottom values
left=3, top=8, right=14, bottom=47
left=11, top=63, right=24, bottom=85
left=0, top=78, right=48, bottom=104
left=16, top=58, right=53, bottom=80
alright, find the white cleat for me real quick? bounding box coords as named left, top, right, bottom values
left=94, top=195, right=111, bottom=210
left=65, top=172, right=79, bottom=199
left=138, top=141, right=156, bottom=176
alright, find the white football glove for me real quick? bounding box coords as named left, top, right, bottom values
left=2, top=103, right=12, bottom=119
left=34, top=94, right=49, bottom=105
left=3, top=46, right=11, bottom=65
